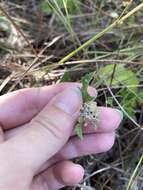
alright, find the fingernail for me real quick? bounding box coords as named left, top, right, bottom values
left=54, top=88, right=82, bottom=114
left=115, top=109, right=124, bottom=121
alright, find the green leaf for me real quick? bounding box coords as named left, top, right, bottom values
left=81, top=72, right=95, bottom=102
left=40, top=0, right=79, bottom=14
left=40, top=1, right=52, bottom=14
left=74, top=123, right=83, bottom=140
left=60, top=72, right=70, bottom=82
left=99, top=64, right=140, bottom=118
left=122, top=95, right=136, bottom=117
left=106, top=97, right=113, bottom=107
left=99, top=64, right=139, bottom=92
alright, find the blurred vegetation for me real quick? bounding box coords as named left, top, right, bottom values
left=0, top=0, right=143, bottom=190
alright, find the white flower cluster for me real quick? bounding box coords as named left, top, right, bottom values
left=80, top=101, right=99, bottom=127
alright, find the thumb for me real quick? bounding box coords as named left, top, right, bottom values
left=2, top=87, right=82, bottom=173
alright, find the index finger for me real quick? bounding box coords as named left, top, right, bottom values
left=0, top=83, right=96, bottom=129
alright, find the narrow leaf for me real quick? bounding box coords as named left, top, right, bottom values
left=81, top=72, right=95, bottom=102
left=60, top=72, right=70, bottom=82
left=75, top=123, right=83, bottom=140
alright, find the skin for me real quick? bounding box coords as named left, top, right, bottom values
left=0, top=83, right=122, bottom=190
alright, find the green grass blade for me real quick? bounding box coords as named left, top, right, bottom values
left=126, top=154, right=143, bottom=190
left=59, top=2, right=143, bottom=64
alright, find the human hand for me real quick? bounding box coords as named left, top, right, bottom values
left=0, top=83, right=122, bottom=190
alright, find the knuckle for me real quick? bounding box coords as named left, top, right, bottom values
left=32, top=112, right=72, bottom=140
left=16, top=87, right=42, bottom=114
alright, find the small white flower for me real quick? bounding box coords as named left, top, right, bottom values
left=80, top=101, right=99, bottom=127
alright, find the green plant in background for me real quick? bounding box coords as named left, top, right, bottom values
left=40, top=0, right=79, bottom=15
left=98, top=64, right=140, bottom=117
left=40, top=0, right=80, bottom=41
